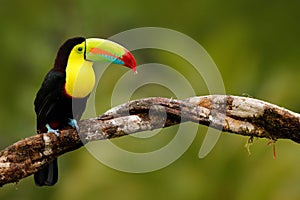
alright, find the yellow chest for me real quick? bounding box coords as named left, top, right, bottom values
left=65, top=59, right=95, bottom=98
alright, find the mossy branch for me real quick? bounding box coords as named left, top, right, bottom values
left=1, top=95, right=299, bottom=186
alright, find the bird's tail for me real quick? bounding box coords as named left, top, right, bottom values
left=34, top=159, right=58, bottom=186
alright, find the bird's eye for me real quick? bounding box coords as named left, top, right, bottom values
left=77, top=47, right=83, bottom=52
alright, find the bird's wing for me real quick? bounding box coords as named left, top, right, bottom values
left=34, top=70, right=65, bottom=130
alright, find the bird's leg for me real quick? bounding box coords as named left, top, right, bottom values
left=68, top=118, right=79, bottom=132
left=45, top=124, right=60, bottom=136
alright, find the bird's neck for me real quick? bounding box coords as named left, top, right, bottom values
left=65, top=53, right=95, bottom=98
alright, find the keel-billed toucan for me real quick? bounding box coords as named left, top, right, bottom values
left=34, top=37, right=136, bottom=186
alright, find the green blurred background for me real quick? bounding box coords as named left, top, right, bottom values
left=1, top=0, right=300, bottom=199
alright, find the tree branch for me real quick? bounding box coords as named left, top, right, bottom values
left=1, top=95, right=299, bottom=186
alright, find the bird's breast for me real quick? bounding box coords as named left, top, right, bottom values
left=65, top=60, right=95, bottom=98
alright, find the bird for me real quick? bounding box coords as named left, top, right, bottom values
left=34, top=37, right=136, bottom=186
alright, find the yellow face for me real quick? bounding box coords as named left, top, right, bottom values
left=65, top=42, right=95, bottom=98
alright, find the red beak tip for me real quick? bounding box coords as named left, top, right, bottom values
left=122, top=50, right=137, bottom=74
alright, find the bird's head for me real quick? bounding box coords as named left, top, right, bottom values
left=54, top=37, right=137, bottom=98
left=54, top=37, right=136, bottom=73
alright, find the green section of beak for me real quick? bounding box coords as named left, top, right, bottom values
left=85, top=38, right=125, bottom=61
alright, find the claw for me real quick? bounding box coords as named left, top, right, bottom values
left=45, top=124, right=60, bottom=136
left=68, top=118, right=79, bottom=131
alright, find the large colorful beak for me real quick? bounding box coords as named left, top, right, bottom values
left=85, top=38, right=137, bottom=73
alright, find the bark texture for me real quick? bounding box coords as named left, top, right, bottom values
left=1, top=95, right=299, bottom=186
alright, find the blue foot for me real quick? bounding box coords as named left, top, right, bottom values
left=45, top=124, right=60, bottom=136
left=68, top=118, right=79, bottom=131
